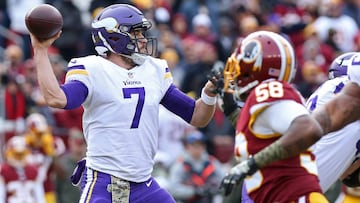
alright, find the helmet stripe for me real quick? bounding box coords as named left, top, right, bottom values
left=281, top=40, right=292, bottom=82
left=271, top=33, right=295, bottom=82
left=278, top=35, right=295, bottom=82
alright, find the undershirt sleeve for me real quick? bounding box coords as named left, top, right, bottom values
left=160, top=84, right=195, bottom=123
left=60, top=80, right=88, bottom=109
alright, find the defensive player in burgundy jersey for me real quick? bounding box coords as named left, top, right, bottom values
left=218, top=30, right=328, bottom=202
left=236, top=80, right=323, bottom=202
left=0, top=136, right=45, bottom=203
left=219, top=35, right=360, bottom=201
left=29, top=4, right=217, bottom=203
left=210, top=49, right=360, bottom=202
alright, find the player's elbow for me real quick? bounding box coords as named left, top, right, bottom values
left=44, top=97, right=66, bottom=109
left=190, top=119, right=210, bottom=128
left=289, top=115, right=324, bottom=145
left=302, top=116, right=324, bottom=141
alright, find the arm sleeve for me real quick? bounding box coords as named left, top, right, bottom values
left=160, top=84, right=195, bottom=123
left=60, top=80, right=88, bottom=109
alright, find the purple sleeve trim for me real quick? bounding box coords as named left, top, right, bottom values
left=68, top=64, right=85, bottom=71
left=160, top=84, right=195, bottom=123
left=60, top=80, right=88, bottom=109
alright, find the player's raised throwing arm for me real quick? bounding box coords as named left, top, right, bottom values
left=30, top=32, right=67, bottom=109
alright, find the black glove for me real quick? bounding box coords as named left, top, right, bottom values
left=207, top=66, right=224, bottom=95
left=220, top=157, right=258, bottom=196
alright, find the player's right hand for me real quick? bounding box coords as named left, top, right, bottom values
left=220, top=157, right=259, bottom=196
left=220, top=173, right=245, bottom=196
left=29, top=31, right=61, bottom=50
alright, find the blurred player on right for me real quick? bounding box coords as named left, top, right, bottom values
left=306, top=52, right=360, bottom=193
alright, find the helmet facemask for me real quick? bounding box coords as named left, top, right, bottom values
left=223, top=42, right=262, bottom=100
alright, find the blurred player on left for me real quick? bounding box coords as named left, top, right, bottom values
left=0, top=136, right=45, bottom=203
left=24, top=112, right=64, bottom=203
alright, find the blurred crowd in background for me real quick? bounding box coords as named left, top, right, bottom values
left=1, top=0, right=360, bottom=202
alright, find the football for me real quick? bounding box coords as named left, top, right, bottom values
left=25, top=4, right=63, bottom=41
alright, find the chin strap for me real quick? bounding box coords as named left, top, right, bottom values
left=129, top=53, right=147, bottom=65
left=118, top=53, right=147, bottom=65
left=234, top=80, right=259, bottom=100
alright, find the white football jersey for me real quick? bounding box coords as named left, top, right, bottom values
left=348, top=53, right=360, bottom=86
left=65, top=55, right=173, bottom=182
left=156, top=105, right=194, bottom=167
left=306, top=76, right=360, bottom=192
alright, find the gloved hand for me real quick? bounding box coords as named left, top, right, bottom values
left=207, top=66, right=225, bottom=96
left=220, top=157, right=258, bottom=196
left=207, top=65, right=240, bottom=115
left=70, top=158, right=86, bottom=186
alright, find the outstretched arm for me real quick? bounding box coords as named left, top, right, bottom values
left=221, top=113, right=324, bottom=195
left=253, top=114, right=323, bottom=168
left=312, top=82, right=360, bottom=134
left=191, top=81, right=217, bottom=127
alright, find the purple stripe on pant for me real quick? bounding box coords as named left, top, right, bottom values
left=79, top=167, right=176, bottom=203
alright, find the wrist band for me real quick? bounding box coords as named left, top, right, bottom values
left=201, top=88, right=217, bottom=105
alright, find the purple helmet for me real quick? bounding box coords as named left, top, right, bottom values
left=328, top=52, right=357, bottom=79
left=91, top=4, right=156, bottom=60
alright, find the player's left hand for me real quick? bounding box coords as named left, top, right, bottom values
left=207, top=67, right=224, bottom=95
left=220, top=157, right=258, bottom=196
left=203, top=81, right=217, bottom=97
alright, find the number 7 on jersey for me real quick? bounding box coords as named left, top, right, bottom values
left=123, top=87, right=145, bottom=128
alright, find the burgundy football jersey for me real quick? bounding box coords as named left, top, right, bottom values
left=0, top=163, right=39, bottom=203
left=235, top=80, right=322, bottom=202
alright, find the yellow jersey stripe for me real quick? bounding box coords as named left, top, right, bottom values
left=66, top=69, right=89, bottom=77
left=164, top=72, right=172, bottom=79
left=249, top=105, right=281, bottom=139
left=85, top=171, right=98, bottom=203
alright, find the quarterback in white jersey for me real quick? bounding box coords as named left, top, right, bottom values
left=29, top=4, right=217, bottom=203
